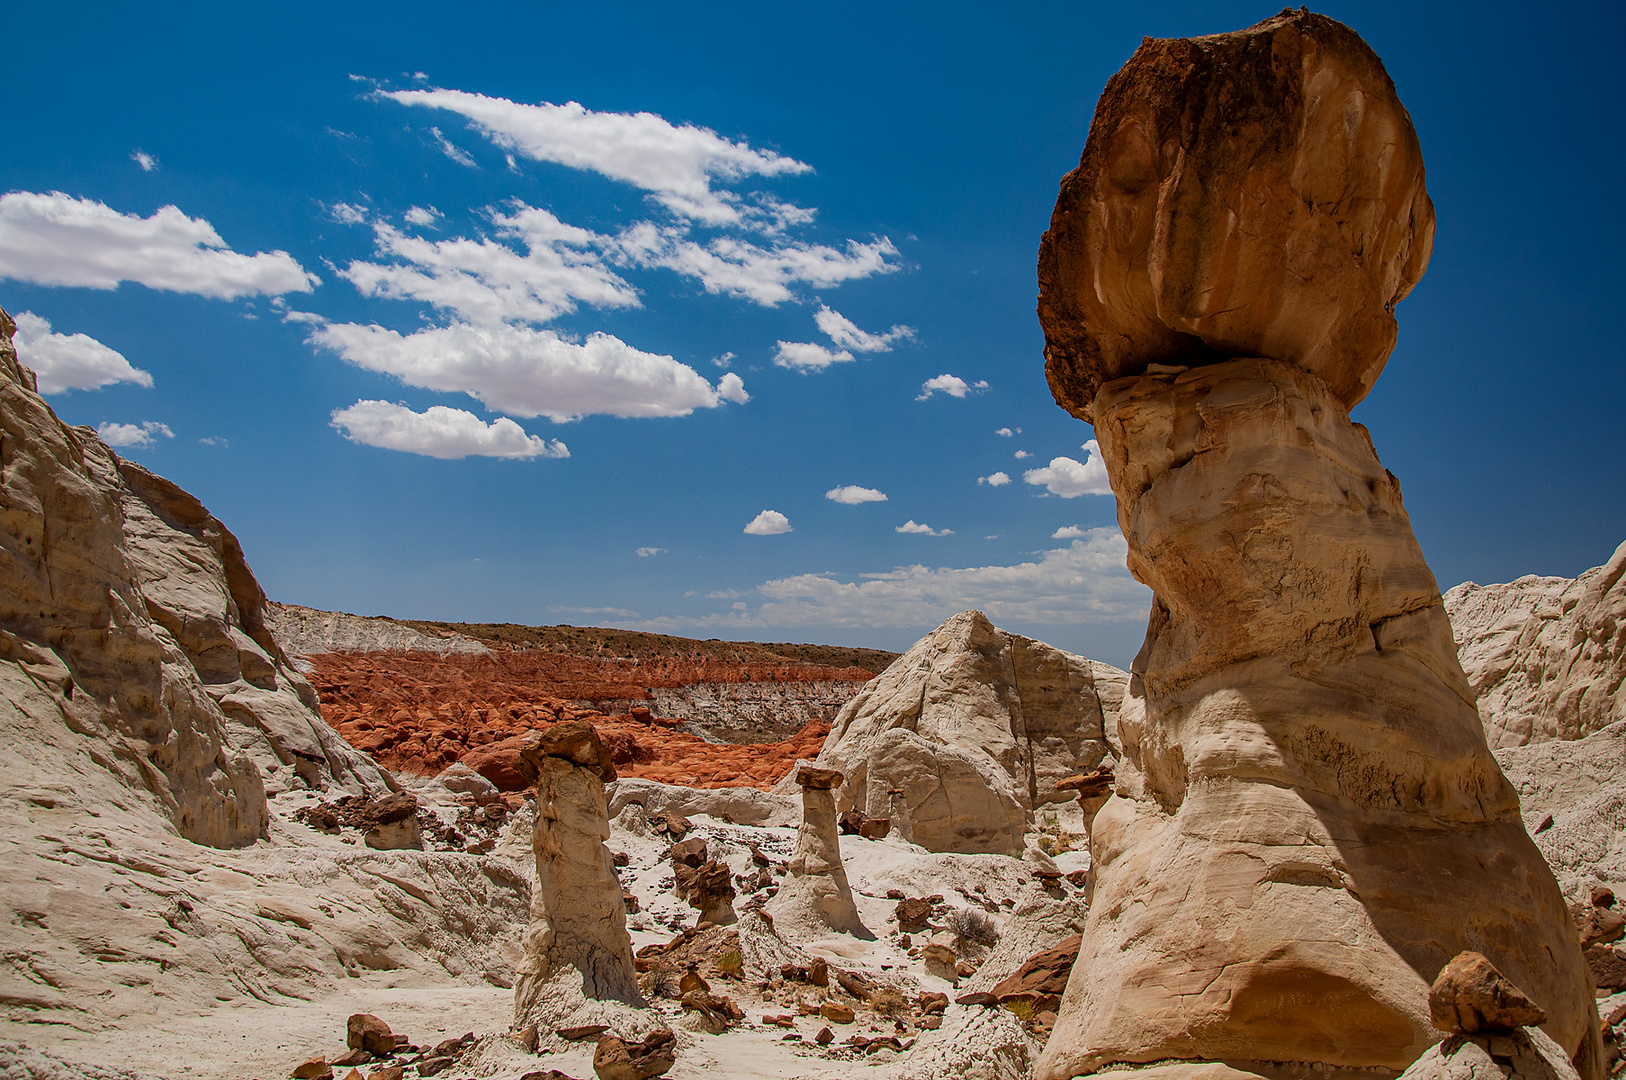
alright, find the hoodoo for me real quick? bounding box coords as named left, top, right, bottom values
left=1034, top=10, right=1599, bottom=1080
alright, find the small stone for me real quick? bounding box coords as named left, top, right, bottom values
left=558, top=1024, right=611, bottom=1041
left=918, top=992, right=949, bottom=1014
left=955, top=960, right=976, bottom=978
left=514, top=1024, right=540, bottom=1053
left=894, top=897, right=932, bottom=932
left=918, top=1015, right=942, bottom=1030
left=347, top=1014, right=394, bottom=1056
left=808, top=957, right=829, bottom=987
left=815, top=1026, right=834, bottom=1045
left=290, top=1058, right=332, bottom=1080
left=418, top=1058, right=455, bottom=1077
left=820, top=1002, right=855, bottom=1024
left=1428, top=951, right=1548, bottom=1034
left=955, top=992, right=1001, bottom=1007
left=330, top=1050, right=370, bottom=1067
left=678, top=970, right=710, bottom=995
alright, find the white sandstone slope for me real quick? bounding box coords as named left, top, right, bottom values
left=1445, top=541, right=1626, bottom=748
left=804, top=610, right=1127, bottom=856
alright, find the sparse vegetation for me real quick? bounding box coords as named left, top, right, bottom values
left=945, top=907, right=1000, bottom=947
left=715, top=948, right=744, bottom=977
left=869, top=986, right=908, bottom=1016
left=1002, top=996, right=1037, bottom=1022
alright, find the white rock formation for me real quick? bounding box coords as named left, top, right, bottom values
left=607, top=777, right=798, bottom=828
left=1445, top=540, right=1626, bottom=747
left=1495, top=719, right=1626, bottom=899
left=263, top=601, right=490, bottom=659
left=765, top=765, right=870, bottom=939
left=807, top=610, right=1126, bottom=856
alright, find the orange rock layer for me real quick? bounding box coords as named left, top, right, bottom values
left=307, top=649, right=846, bottom=790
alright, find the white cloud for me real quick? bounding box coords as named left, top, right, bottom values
left=330, top=202, right=370, bottom=225
left=281, top=309, right=326, bottom=325
left=340, top=207, right=638, bottom=326
left=917, top=373, right=989, bottom=401
left=429, top=126, right=477, bottom=167
left=311, top=321, right=742, bottom=422
left=716, top=372, right=749, bottom=404
left=896, top=520, right=952, bottom=536
left=131, top=150, right=158, bottom=172
left=995, top=427, right=1014, bottom=437
left=11, top=311, right=153, bottom=393
left=1014, top=450, right=1030, bottom=459
left=329, top=400, right=568, bottom=459
left=403, top=205, right=442, bottom=226
left=826, top=485, right=887, bottom=505
left=199, top=436, right=229, bottom=447
left=385, top=89, right=812, bottom=225
left=97, top=420, right=173, bottom=448
left=744, top=510, right=792, bottom=535
left=711, top=351, right=736, bottom=368
left=615, top=226, right=899, bottom=306
left=1023, top=440, right=1112, bottom=498
left=631, top=530, right=1149, bottom=631
left=815, top=305, right=914, bottom=352
left=1052, top=525, right=1087, bottom=539
left=636, top=547, right=666, bottom=557
left=773, top=341, right=853, bottom=372
left=979, top=471, right=1011, bottom=487
left=0, top=192, right=319, bottom=298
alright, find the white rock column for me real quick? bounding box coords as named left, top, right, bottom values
left=765, top=765, right=870, bottom=939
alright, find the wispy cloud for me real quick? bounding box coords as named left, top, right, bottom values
left=97, top=420, right=173, bottom=448
left=130, top=150, right=158, bottom=172
left=385, top=89, right=813, bottom=226
left=614, top=226, right=899, bottom=306
left=917, top=373, right=988, bottom=401
left=636, top=547, right=666, bottom=557
left=896, top=520, right=952, bottom=536
left=0, top=192, right=318, bottom=298
left=329, top=400, right=568, bottom=459
left=403, top=205, right=442, bottom=227
left=12, top=311, right=153, bottom=393
left=744, top=510, right=792, bottom=535
left=815, top=305, right=913, bottom=352
left=311, top=321, right=746, bottom=422
left=826, top=485, right=887, bottom=505
left=429, top=126, right=477, bottom=167
left=773, top=341, right=853, bottom=372
left=1023, top=440, right=1111, bottom=498
left=629, top=530, right=1149, bottom=631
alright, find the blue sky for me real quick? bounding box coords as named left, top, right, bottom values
left=3, top=2, right=1621, bottom=669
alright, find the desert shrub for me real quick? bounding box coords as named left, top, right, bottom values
left=1036, top=835, right=1059, bottom=857
left=869, top=986, right=907, bottom=1017
left=945, top=907, right=999, bottom=947
left=1002, top=996, right=1036, bottom=1021
left=715, top=948, right=744, bottom=977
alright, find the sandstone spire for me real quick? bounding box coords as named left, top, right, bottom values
left=764, top=765, right=870, bottom=938
left=512, top=721, right=641, bottom=1020
left=1033, top=11, right=1599, bottom=1080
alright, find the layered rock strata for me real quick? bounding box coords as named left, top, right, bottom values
left=1032, top=12, right=1596, bottom=1080
left=1445, top=541, right=1626, bottom=747
left=764, top=765, right=869, bottom=938
left=810, top=610, right=1127, bottom=855
left=512, top=722, right=641, bottom=1020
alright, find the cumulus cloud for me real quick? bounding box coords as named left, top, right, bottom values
left=716, top=372, right=749, bottom=404
left=403, top=205, right=442, bottom=226
left=896, top=520, right=952, bottom=536
left=385, top=89, right=812, bottom=225
left=636, top=547, right=666, bottom=557
left=329, top=400, right=568, bottom=459
left=131, top=150, right=158, bottom=172
left=97, top=420, right=173, bottom=448
left=1014, top=450, right=1030, bottom=459
left=615, top=226, right=899, bottom=306
left=773, top=341, right=853, bottom=372
left=1023, top=440, right=1111, bottom=497
left=340, top=206, right=638, bottom=325
left=995, top=427, right=1016, bottom=437
left=815, top=305, right=913, bottom=352
left=0, top=192, right=319, bottom=298
left=744, top=510, right=792, bottom=535
left=631, top=530, right=1149, bottom=631
left=1052, top=525, right=1087, bottom=539
left=826, top=485, right=887, bottom=505
left=916, top=373, right=988, bottom=400
left=11, top=311, right=153, bottom=393
left=311, top=321, right=744, bottom=422
left=979, top=471, right=1011, bottom=487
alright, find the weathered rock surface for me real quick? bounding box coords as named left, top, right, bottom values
left=1038, top=9, right=1434, bottom=413
left=1495, top=720, right=1626, bottom=899
left=1031, top=14, right=1595, bottom=1080
left=1395, top=1028, right=1582, bottom=1080
left=264, top=602, right=491, bottom=660
left=809, top=610, right=1126, bottom=856
left=1445, top=541, right=1626, bottom=747
left=765, top=766, right=869, bottom=938
left=513, top=722, right=641, bottom=1023
left=1429, top=953, right=1547, bottom=1035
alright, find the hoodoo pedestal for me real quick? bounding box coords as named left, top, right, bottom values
left=1034, top=10, right=1597, bottom=1080
left=765, top=765, right=870, bottom=939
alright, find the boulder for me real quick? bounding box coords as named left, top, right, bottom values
left=989, top=934, right=1079, bottom=1015
left=1396, top=1028, right=1583, bottom=1080
left=435, top=762, right=499, bottom=798
left=1031, top=13, right=1597, bottom=1080
left=593, top=1029, right=676, bottom=1080
left=808, top=610, right=1126, bottom=855
left=1445, top=541, right=1626, bottom=748
left=347, top=1014, right=393, bottom=1056
left=1429, top=952, right=1547, bottom=1035
left=1037, top=11, right=1433, bottom=413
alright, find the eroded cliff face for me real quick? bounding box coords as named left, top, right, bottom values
left=1032, top=12, right=1597, bottom=1080
left=0, top=306, right=389, bottom=849
left=811, top=610, right=1127, bottom=857
left=1446, top=542, right=1626, bottom=748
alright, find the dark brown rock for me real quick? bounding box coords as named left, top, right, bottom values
left=669, top=837, right=708, bottom=868
left=894, top=897, right=932, bottom=932
left=558, top=1025, right=611, bottom=1041
left=290, top=1059, right=332, bottom=1080
left=1587, top=946, right=1626, bottom=991
left=346, top=1014, right=394, bottom=1056
left=990, top=934, right=1080, bottom=1016
left=955, top=992, right=1000, bottom=1007
left=795, top=765, right=843, bottom=790
left=1428, top=951, right=1548, bottom=1035
left=593, top=1029, right=676, bottom=1080
left=857, top=816, right=891, bottom=840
